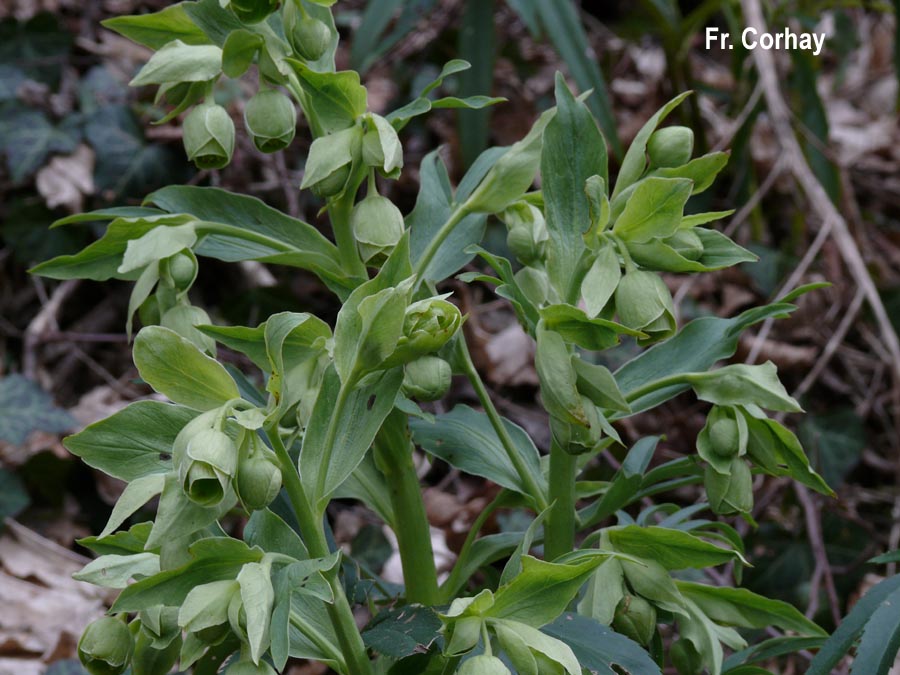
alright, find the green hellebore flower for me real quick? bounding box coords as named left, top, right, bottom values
left=612, top=594, right=657, bottom=646
left=704, top=458, right=753, bottom=515
left=227, top=0, right=278, bottom=24
left=183, top=103, right=235, bottom=170
left=350, top=194, right=405, bottom=264
left=181, top=428, right=237, bottom=506
left=647, top=125, right=693, bottom=168
left=162, top=249, right=198, bottom=292
left=283, top=0, right=331, bottom=62
left=614, top=269, right=676, bottom=344
left=225, top=657, right=278, bottom=675
left=402, top=297, right=462, bottom=356
left=502, top=202, right=548, bottom=265
left=78, top=616, right=135, bottom=675
left=402, top=356, right=451, bottom=402
left=235, top=435, right=282, bottom=511
left=458, top=655, right=512, bottom=675
left=244, top=89, right=296, bottom=154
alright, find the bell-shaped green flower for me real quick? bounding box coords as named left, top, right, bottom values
left=225, top=657, right=277, bottom=675
left=350, top=194, right=405, bottom=263
left=402, top=356, right=451, bottom=402
left=78, top=616, right=135, bottom=675
left=180, top=428, right=237, bottom=506
left=502, top=202, right=548, bottom=265
left=705, top=459, right=753, bottom=515
left=612, top=594, right=657, bottom=646
left=647, top=126, right=693, bottom=168
left=227, top=0, right=278, bottom=24
left=183, top=102, right=235, bottom=170
left=244, top=89, right=296, bottom=153
left=283, top=0, right=330, bottom=61
left=235, top=434, right=282, bottom=511
left=614, top=269, right=676, bottom=344
left=162, top=249, right=198, bottom=292
left=458, top=655, right=512, bottom=675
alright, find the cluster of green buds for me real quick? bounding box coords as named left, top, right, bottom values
left=502, top=201, right=549, bottom=266
left=393, top=297, right=463, bottom=361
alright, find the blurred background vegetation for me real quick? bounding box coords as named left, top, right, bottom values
left=0, top=0, right=898, bottom=673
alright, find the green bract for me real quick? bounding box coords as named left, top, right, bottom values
left=183, top=102, right=235, bottom=170
left=43, top=6, right=835, bottom=675
left=78, top=617, right=134, bottom=675
left=244, top=90, right=296, bottom=153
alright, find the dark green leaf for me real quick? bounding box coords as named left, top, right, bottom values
left=849, top=585, right=900, bottom=675
left=0, top=109, right=79, bottom=183
left=0, top=469, right=30, bottom=521
left=0, top=374, right=75, bottom=445
left=362, top=605, right=442, bottom=658
left=609, top=526, right=743, bottom=569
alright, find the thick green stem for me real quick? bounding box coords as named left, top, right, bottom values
left=373, top=410, right=440, bottom=605
left=545, top=440, right=576, bottom=560
left=328, top=195, right=367, bottom=279
left=458, top=339, right=549, bottom=512
left=266, top=427, right=373, bottom=675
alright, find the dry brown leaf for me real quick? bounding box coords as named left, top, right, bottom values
left=35, top=145, right=95, bottom=213
left=483, top=323, right=537, bottom=387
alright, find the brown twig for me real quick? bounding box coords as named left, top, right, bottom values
left=795, top=482, right=842, bottom=625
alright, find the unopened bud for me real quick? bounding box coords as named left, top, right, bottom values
left=244, top=89, right=296, bottom=154
left=181, top=428, right=237, bottom=506
left=284, top=0, right=330, bottom=62
left=351, top=194, right=405, bottom=264
left=705, top=459, right=753, bottom=515
left=612, top=594, right=657, bottom=646
left=183, top=103, right=235, bottom=170
left=647, top=126, right=693, bottom=168
left=235, top=437, right=282, bottom=511
left=402, top=356, right=451, bottom=402
left=614, top=269, right=676, bottom=344
left=227, top=0, right=278, bottom=24
left=78, top=616, right=135, bottom=675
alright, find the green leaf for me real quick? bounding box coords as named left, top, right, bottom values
left=0, top=468, right=30, bottom=521
left=411, top=405, right=545, bottom=498
left=244, top=509, right=307, bottom=560
left=613, top=177, right=693, bottom=244
left=808, top=575, right=900, bottom=675
left=579, top=437, right=658, bottom=525
left=197, top=323, right=269, bottom=370
left=572, top=356, right=630, bottom=413
left=118, top=222, right=197, bottom=274
left=582, top=243, right=620, bottom=317
left=500, top=506, right=551, bottom=585
left=73, top=552, right=160, bottom=589
left=724, top=635, right=826, bottom=672
left=286, top=61, right=367, bottom=134
left=264, top=311, right=331, bottom=415
left=609, top=526, right=744, bottom=569
left=300, top=365, right=404, bottom=513
left=541, top=303, right=643, bottom=351
left=78, top=522, right=153, bottom=556
left=133, top=326, right=239, bottom=410
left=870, top=550, right=900, bottom=564
left=362, top=605, right=442, bottom=658
left=615, top=301, right=801, bottom=415
left=542, top=73, right=607, bottom=294
left=238, top=561, right=275, bottom=663
left=543, top=612, right=662, bottom=675
left=687, top=362, right=801, bottom=412
left=99, top=473, right=166, bottom=538
left=654, top=151, right=729, bottom=194
left=613, top=92, right=691, bottom=199
left=0, top=374, right=75, bottom=445
left=534, top=0, right=621, bottom=156
left=0, top=109, right=80, bottom=183
left=677, top=582, right=825, bottom=636
left=130, top=40, right=222, bottom=86
left=64, top=401, right=197, bottom=482
left=113, top=537, right=262, bottom=612
left=488, top=554, right=606, bottom=627
left=222, top=28, right=264, bottom=78
left=493, top=618, right=581, bottom=675
left=849, top=585, right=900, bottom=675
left=102, top=4, right=210, bottom=49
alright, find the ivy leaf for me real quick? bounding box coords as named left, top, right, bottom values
left=0, top=109, right=80, bottom=183
left=0, top=374, right=75, bottom=445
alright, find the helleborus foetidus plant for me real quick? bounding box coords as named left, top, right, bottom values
left=35, top=2, right=834, bottom=674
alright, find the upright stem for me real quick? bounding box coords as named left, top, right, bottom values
left=545, top=440, right=576, bottom=560
left=373, top=410, right=440, bottom=605
left=457, top=339, right=549, bottom=512
left=266, top=427, right=373, bottom=675
left=412, top=204, right=468, bottom=291
left=328, top=194, right=367, bottom=279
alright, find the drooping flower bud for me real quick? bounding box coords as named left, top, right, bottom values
left=244, top=89, right=296, bottom=154
left=350, top=194, right=405, bottom=264
left=612, top=594, right=657, bottom=646
left=283, top=0, right=331, bottom=62
left=78, top=616, right=135, bottom=675
left=402, top=356, right=451, bottom=402
left=226, top=0, right=278, bottom=24
left=458, top=655, right=512, bottom=675
left=235, top=434, right=282, bottom=511
left=162, top=250, right=198, bottom=292
left=704, top=459, right=753, bottom=515
left=614, top=269, right=676, bottom=344
left=401, top=297, right=462, bottom=357
left=502, top=202, right=548, bottom=266
left=647, top=126, right=693, bottom=168
left=181, top=428, right=237, bottom=506
left=183, top=103, right=235, bottom=170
